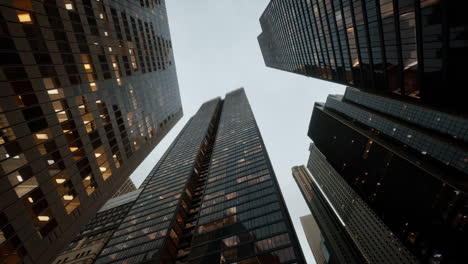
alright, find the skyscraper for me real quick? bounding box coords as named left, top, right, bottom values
left=94, top=88, right=305, bottom=264
left=305, top=88, right=467, bottom=263
left=298, top=214, right=330, bottom=264
left=294, top=156, right=418, bottom=264
left=258, top=0, right=468, bottom=113
left=53, top=189, right=142, bottom=264
left=0, top=0, right=181, bottom=263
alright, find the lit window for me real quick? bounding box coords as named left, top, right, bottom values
left=28, top=197, right=34, bottom=203
left=56, top=179, right=66, bottom=184
left=90, top=82, right=97, bottom=91
left=108, top=47, right=112, bottom=52
left=227, top=207, right=237, bottom=214
left=47, top=160, right=54, bottom=165
left=69, top=147, right=78, bottom=152
left=47, top=89, right=59, bottom=95
left=65, top=3, right=73, bottom=10
left=104, top=31, right=108, bottom=36
left=99, top=13, right=104, bottom=19
left=65, top=197, right=80, bottom=213
left=35, top=134, right=49, bottom=140
left=99, top=167, right=106, bottom=172
left=17, top=13, right=32, bottom=23
left=57, top=111, right=68, bottom=122
left=63, top=195, right=73, bottom=201
left=37, top=216, right=50, bottom=222
left=112, top=63, right=118, bottom=68
left=14, top=177, right=38, bottom=198
left=352, top=59, right=360, bottom=67
left=84, top=64, right=92, bottom=70
left=17, top=175, right=24, bottom=182
left=95, top=153, right=102, bottom=158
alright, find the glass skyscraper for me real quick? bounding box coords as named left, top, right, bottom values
left=94, top=88, right=305, bottom=264
left=303, top=88, right=467, bottom=263
left=259, top=1, right=467, bottom=262
left=258, top=0, right=468, bottom=114
left=53, top=189, right=142, bottom=264
left=0, top=0, right=181, bottom=263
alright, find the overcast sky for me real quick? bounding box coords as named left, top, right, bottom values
left=130, top=1, right=345, bottom=263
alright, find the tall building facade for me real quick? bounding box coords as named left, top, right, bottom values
left=53, top=189, right=142, bottom=264
left=306, top=88, right=467, bottom=263
left=294, top=154, right=418, bottom=264
left=94, top=88, right=305, bottom=264
left=298, top=214, right=330, bottom=264
left=111, top=178, right=136, bottom=198
left=0, top=0, right=182, bottom=263
left=258, top=0, right=468, bottom=113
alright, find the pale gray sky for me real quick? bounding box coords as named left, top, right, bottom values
left=130, top=1, right=345, bottom=263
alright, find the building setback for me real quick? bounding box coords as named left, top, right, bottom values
left=306, top=88, right=467, bottom=263
left=258, top=0, right=468, bottom=114
left=111, top=178, right=136, bottom=198
left=0, top=0, right=182, bottom=263
left=53, top=189, right=142, bottom=264
left=94, top=88, right=305, bottom=264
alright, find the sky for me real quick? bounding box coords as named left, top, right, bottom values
left=130, top=1, right=345, bottom=263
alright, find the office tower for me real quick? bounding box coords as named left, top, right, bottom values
left=258, top=0, right=468, bottom=113
left=294, top=156, right=417, bottom=263
left=111, top=178, right=136, bottom=198
left=94, top=88, right=305, bottom=264
left=53, top=189, right=142, bottom=264
left=0, top=0, right=182, bottom=263
left=306, top=87, right=467, bottom=263
left=299, top=214, right=329, bottom=264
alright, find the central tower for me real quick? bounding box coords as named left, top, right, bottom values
left=94, top=89, right=305, bottom=264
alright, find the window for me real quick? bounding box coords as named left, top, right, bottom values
left=1, top=52, right=22, bottom=64
left=254, top=233, right=290, bottom=252
left=222, top=236, right=239, bottom=247
left=11, top=81, right=33, bottom=94
left=22, top=106, right=44, bottom=120
left=16, top=94, right=38, bottom=107
left=13, top=176, right=39, bottom=198
left=17, top=12, right=33, bottom=24
left=28, top=118, right=48, bottom=132
left=65, top=196, right=80, bottom=214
